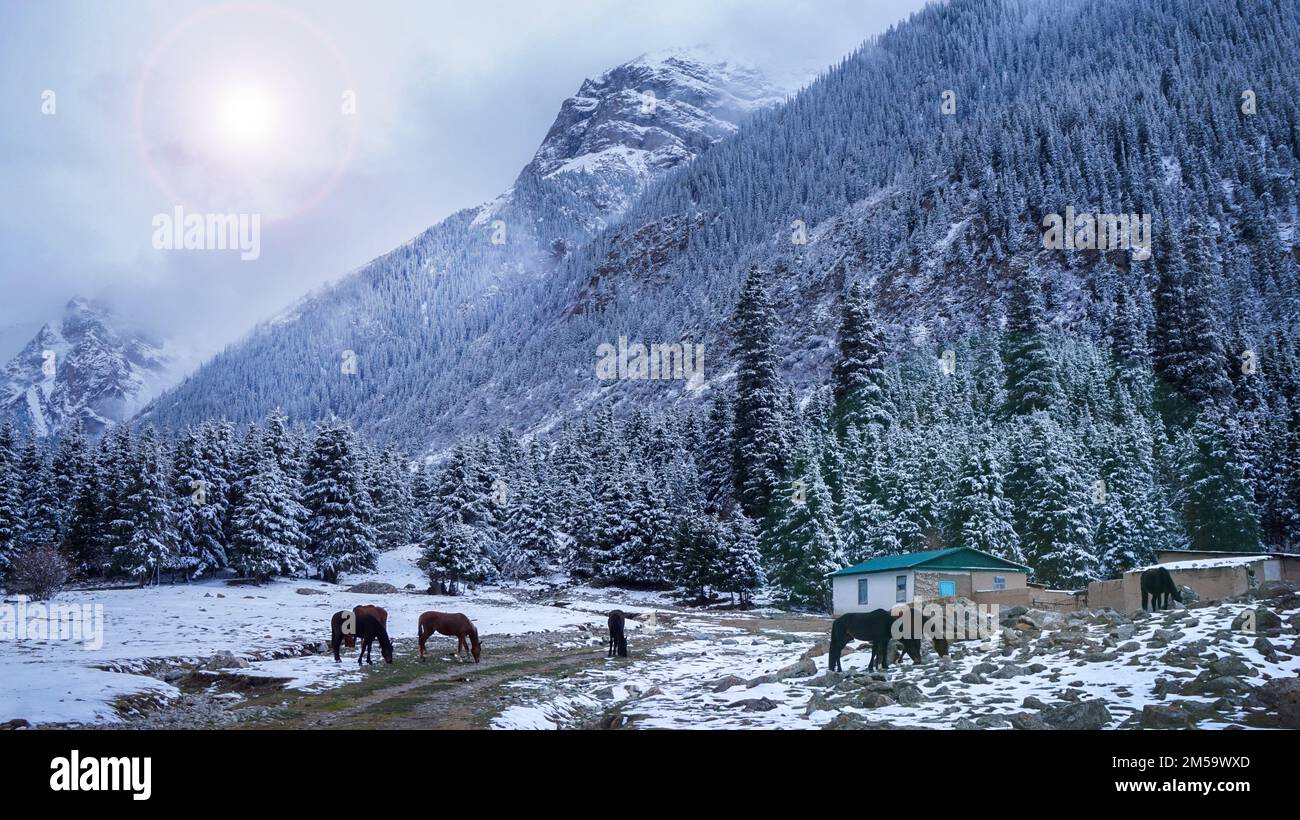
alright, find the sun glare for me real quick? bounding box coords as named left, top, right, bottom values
left=214, top=84, right=276, bottom=148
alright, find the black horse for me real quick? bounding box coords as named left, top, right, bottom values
left=331, top=605, right=393, bottom=665
left=607, top=610, right=628, bottom=658
left=829, top=608, right=951, bottom=672
left=1141, top=567, right=1183, bottom=611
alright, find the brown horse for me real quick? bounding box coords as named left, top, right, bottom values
left=332, top=605, right=393, bottom=664
left=417, top=611, right=481, bottom=662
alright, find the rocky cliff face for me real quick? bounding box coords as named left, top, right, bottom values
left=2, top=298, right=178, bottom=437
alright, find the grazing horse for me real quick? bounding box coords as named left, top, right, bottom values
left=417, top=611, right=481, bottom=662
left=828, top=608, right=951, bottom=672
left=607, top=610, right=628, bottom=658
left=331, top=604, right=392, bottom=665
left=1141, top=567, right=1183, bottom=611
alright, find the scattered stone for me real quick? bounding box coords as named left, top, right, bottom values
left=711, top=675, right=746, bottom=693
left=893, top=682, right=925, bottom=706
left=203, top=650, right=250, bottom=671
left=804, top=693, right=836, bottom=716
left=975, top=714, right=1011, bottom=728
left=1042, top=699, right=1112, bottom=730
left=1232, top=608, right=1282, bottom=632
left=1008, top=712, right=1048, bottom=730
left=1022, top=695, right=1049, bottom=710
left=960, top=671, right=987, bottom=685
left=1140, top=703, right=1197, bottom=729
left=1207, top=656, right=1256, bottom=679
left=990, top=663, right=1026, bottom=679
left=858, top=692, right=897, bottom=709
left=0, top=719, right=29, bottom=730
left=346, top=581, right=398, bottom=594
left=1118, top=641, right=1141, bottom=653
left=295, top=588, right=327, bottom=595
left=729, top=697, right=779, bottom=712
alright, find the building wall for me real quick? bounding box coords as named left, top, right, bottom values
left=832, top=571, right=913, bottom=615
left=1282, top=557, right=1300, bottom=583
left=914, top=570, right=972, bottom=599
left=972, top=570, right=1027, bottom=592
left=1086, top=578, right=1129, bottom=611
left=972, top=587, right=1032, bottom=608
left=1090, top=563, right=1263, bottom=612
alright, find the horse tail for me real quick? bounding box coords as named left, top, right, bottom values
left=828, top=617, right=846, bottom=672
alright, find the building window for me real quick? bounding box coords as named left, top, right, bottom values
left=993, top=575, right=1007, bottom=590
left=896, top=575, right=907, bottom=603
left=857, top=578, right=869, bottom=606
left=938, top=580, right=957, bottom=597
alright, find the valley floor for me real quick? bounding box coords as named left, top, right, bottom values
left=2, top=547, right=1298, bottom=730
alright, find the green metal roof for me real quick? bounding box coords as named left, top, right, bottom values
left=829, top=547, right=1031, bottom=578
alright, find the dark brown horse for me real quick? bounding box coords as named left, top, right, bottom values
left=607, top=610, right=628, bottom=658
left=828, top=607, right=950, bottom=672
left=332, top=605, right=392, bottom=665
left=1141, top=567, right=1183, bottom=611
left=417, top=611, right=481, bottom=662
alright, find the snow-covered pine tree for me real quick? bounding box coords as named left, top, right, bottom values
left=948, top=437, right=1024, bottom=564
left=229, top=445, right=309, bottom=581
left=110, top=427, right=178, bottom=586
left=719, top=513, right=765, bottom=605
left=18, top=439, right=61, bottom=551
left=759, top=437, right=842, bottom=611
left=419, top=518, right=492, bottom=594
left=833, top=280, right=893, bottom=435
left=1003, top=269, right=1062, bottom=415
left=1178, top=411, right=1261, bottom=552
left=1012, top=415, right=1096, bottom=588
left=303, top=419, right=378, bottom=583
left=0, top=423, right=23, bottom=581
left=731, top=265, right=788, bottom=519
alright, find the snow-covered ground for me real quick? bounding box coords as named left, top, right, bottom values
left=494, top=600, right=1300, bottom=730
left=0, top=547, right=633, bottom=726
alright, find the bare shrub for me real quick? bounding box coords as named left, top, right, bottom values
left=7, top=545, right=70, bottom=600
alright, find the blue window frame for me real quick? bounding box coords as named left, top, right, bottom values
left=938, top=580, right=957, bottom=597
left=993, top=575, right=1007, bottom=590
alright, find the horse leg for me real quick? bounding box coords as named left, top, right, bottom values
left=418, top=630, right=426, bottom=661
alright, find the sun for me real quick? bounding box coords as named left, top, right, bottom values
left=213, top=83, right=276, bottom=148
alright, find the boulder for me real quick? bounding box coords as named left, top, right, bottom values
left=0, top=719, right=30, bottom=730
left=203, top=650, right=250, bottom=671
left=804, top=693, right=837, bottom=717
left=1252, top=580, right=1300, bottom=601
left=1244, top=677, right=1300, bottom=729
left=1232, top=607, right=1283, bottom=632
left=728, top=697, right=779, bottom=712
left=346, top=581, right=398, bottom=594
left=1182, top=674, right=1252, bottom=697
left=295, top=587, right=327, bottom=595
left=1140, top=703, right=1197, bottom=729
left=1022, top=695, right=1049, bottom=710
left=1207, top=656, right=1256, bottom=678
left=974, top=714, right=1011, bottom=728
left=1042, top=699, right=1113, bottom=730
left=960, top=671, right=987, bottom=685
left=892, top=682, right=925, bottom=706
left=1178, top=585, right=1199, bottom=604
left=858, top=692, right=897, bottom=709
left=990, top=663, right=1026, bottom=679
left=1008, top=712, right=1049, bottom=730
left=711, top=675, right=746, bottom=693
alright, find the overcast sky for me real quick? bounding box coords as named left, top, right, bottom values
left=0, top=0, right=929, bottom=361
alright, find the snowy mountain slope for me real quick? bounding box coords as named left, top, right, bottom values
left=1, top=298, right=186, bottom=438
left=142, top=0, right=1299, bottom=457
left=138, top=49, right=786, bottom=442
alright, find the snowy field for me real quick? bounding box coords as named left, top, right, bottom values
left=0, top=547, right=636, bottom=726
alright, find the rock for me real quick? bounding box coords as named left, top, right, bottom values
left=1141, top=703, right=1197, bottom=729
left=1000, top=605, right=1029, bottom=622
left=1042, top=699, right=1113, bottom=730
left=1183, top=674, right=1252, bottom=696
left=0, top=719, right=30, bottom=730
left=295, top=587, right=327, bottom=595
left=1017, top=609, right=1067, bottom=631
left=971, top=662, right=1000, bottom=675
left=1108, top=624, right=1136, bottom=641
left=824, top=713, right=892, bottom=730
left=711, top=675, right=746, bottom=693
left=721, top=638, right=739, bottom=646
left=778, top=658, right=818, bottom=680
left=1232, top=607, right=1283, bottom=632
left=800, top=640, right=829, bottom=661
left=975, top=714, right=1011, bottom=728
left=729, top=697, right=779, bottom=712
left=1178, top=585, right=1199, bottom=604
left=346, top=581, right=399, bottom=594
left=1118, top=641, right=1141, bottom=653
left=1245, top=677, right=1300, bottom=729
left=893, top=682, right=925, bottom=706
left=804, top=693, right=836, bottom=716
left=203, top=650, right=250, bottom=671
left=1008, top=712, right=1049, bottom=730
left=1207, top=656, right=1256, bottom=678
left=858, top=692, right=897, bottom=709
left=990, top=663, right=1026, bottom=679
left=953, top=718, right=979, bottom=730
left=1252, top=580, right=1300, bottom=601
left=1022, top=696, right=1049, bottom=710
left=960, top=671, right=987, bottom=685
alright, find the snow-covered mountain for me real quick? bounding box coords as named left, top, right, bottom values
left=138, top=49, right=788, bottom=441
left=521, top=48, right=786, bottom=229
left=2, top=298, right=182, bottom=438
